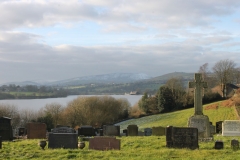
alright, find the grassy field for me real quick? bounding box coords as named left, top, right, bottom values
left=1, top=136, right=240, bottom=160
left=118, top=101, right=238, bottom=131
left=1, top=100, right=240, bottom=160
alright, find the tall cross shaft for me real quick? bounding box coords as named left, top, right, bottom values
left=189, top=73, right=208, bottom=115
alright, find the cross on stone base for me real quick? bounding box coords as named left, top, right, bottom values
left=189, top=73, right=207, bottom=115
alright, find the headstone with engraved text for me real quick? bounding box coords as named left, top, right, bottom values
left=222, top=120, right=240, bottom=136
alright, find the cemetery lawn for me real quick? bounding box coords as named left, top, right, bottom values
left=118, top=100, right=238, bottom=131
left=1, top=136, right=240, bottom=160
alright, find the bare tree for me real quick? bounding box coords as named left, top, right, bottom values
left=212, top=59, right=236, bottom=97
left=199, top=63, right=209, bottom=80
left=44, top=103, right=64, bottom=127
left=233, top=67, right=240, bottom=85
left=0, top=104, right=20, bottom=128
left=19, top=109, right=38, bottom=127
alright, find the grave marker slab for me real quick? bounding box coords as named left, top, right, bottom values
left=0, top=117, right=13, bottom=141
left=48, top=127, right=78, bottom=149
left=152, top=126, right=165, bottom=136
left=27, top=122, right=46, bottom=139
left=144, top=128, right=152, bottom=136
left=89, top=137, right=120, bottom=150
left=78, top=125, right=95, bottom=136
left=216, top=121, right=223, bottom=134
left=127, top=125, right=138, bottom=136
left=222, top=120, right=240, bottom=136
left=231, top=139, right=239, bottom=150
left=166, top=126, right=198, bottom=149
left=215, top=141, right=223, bottom=149
left=188, top=73, right=211, bottom=139
left=103, top=125, right=120, bottom=136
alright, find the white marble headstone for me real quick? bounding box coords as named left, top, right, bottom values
left=222, top=120, right=240, bottom=136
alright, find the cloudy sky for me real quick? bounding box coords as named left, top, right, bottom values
left=0, top=0, right=240, bottom=84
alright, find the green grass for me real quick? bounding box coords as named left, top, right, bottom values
left=118, top=101, right=238, bottom=131
left=1, top=136, right=240, bottom=160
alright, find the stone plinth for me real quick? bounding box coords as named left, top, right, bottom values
left=188, top=115, right=210, bottom=139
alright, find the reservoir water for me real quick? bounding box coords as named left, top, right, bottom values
left=0, top=95, right=142, bottom=111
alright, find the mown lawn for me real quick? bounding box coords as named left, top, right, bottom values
left=1, top=136, right=240, bottom=160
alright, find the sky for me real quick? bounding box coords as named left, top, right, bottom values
left=1, top=0, right=240, bottom=84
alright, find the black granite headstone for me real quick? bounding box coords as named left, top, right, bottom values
left=48, top=127, right=78, bottom=149
left=231, top=139, right=239, bottom=150
left=123, top=129, right=128, bottom=136
left=78, top=125, right=95, bottom=136
left=0, top=117, right=13, bottom=141
left=166, top=126, right=198, bottom=149
left=216, top=121, right=223, bottom=133
left=18, top=128, right=25, bottom=136
left=215, top=141, right=223, bottom=149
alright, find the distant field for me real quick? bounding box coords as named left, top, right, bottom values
left=118, top=100, right=238, bottom=131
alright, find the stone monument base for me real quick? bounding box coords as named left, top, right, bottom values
left=188, top=115, right=211, bottom=139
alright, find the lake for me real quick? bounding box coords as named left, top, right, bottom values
left=0, top=95, right=142, bottom=111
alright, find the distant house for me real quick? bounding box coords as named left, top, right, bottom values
left=226, top=83, right=239, bottom=97
left=129, top=91, right=138, bottom=95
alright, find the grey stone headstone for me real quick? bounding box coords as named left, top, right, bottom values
left=78, top=125, right=95, bottom=136
left=127, top=125, right=138, bottom=136
left=210, top=125, right=216, bottom=136
left=152, top=126, right=165, bottom=136
left=144, top=128, right=152, bottom=136
left=187, top=73, right=211, bottom=139
left=48, top=133, right=78, bottom=149
left=0, top=117, right=13, bottom=141
left=89, top=136, right=120, bottom=150
left=222, top=120, right=240, bottom=136
left=166, top=126, right=199, bottom=150
left=52, top=127, right=75, bottom=133
left=103, top=125, right=120, bottom=136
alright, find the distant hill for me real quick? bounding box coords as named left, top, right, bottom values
left=48, top=73, right=152, bottom=86
left=148, top=72, right=194, bottom=82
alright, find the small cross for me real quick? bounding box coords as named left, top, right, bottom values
left=189, top=73, right=208, bottom=115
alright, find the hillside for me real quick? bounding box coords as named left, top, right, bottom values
left=117, top=100, right=238, bottom=131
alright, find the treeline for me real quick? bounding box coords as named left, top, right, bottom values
left=0, top=84, right=67, bottom=99
left=135, top=77, right=223, bottom=116
left=0, top=96, right=130, bottom=131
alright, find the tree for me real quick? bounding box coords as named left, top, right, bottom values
left=212, top=59, right=236, bottom=97
left=158, top=86, right=175, bottom=113
left=44, top=103, right=64, bottom=127
left=138, top=92, right=149, bottom=113
left=199, top=63, right=209, bottom=81
left=165, top=77, right=186, bottom=110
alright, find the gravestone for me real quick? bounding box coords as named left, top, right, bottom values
left=89, top=136, right=120, bottom=150
left=27, top=122, right=46, bottom=139
left=152, top=126, right=165, bottom=136
left=103, top=125, right=120, bottom=136
left=48, top=127, right=78, bottom=149
left=231, top=139, right=239, bottom=150
left=216, top=121, right=223, bottom=133
left=18, top=128, right=25, bottom=136
left=187, top=73, right=211, bottom=139
left=0, top=117, right=13, bottom=141
left=166, top=126, right=198, bottom=149
left=222, top=120, right=240, bottom=136
left=78, top=125, right=95, bottom=136
left=215, top=141, right=224, bottom=149
left=123, top=129, right=128, bottom=136
left=210, top=125, right=216, bottom=136
left=127, top=125, right=138, bottom=136
left=144, top=128, right=152, bottom=136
